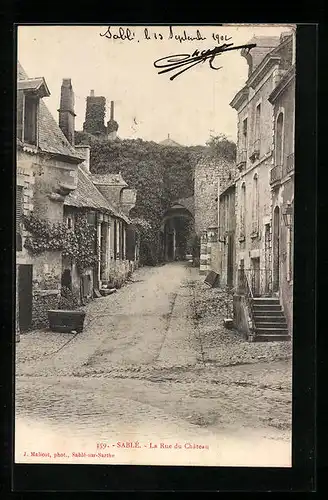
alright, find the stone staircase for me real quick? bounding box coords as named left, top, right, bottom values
left=251, top=297, right=290, bottom=342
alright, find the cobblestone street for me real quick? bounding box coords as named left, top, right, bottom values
left=16, top=263, right=292, bottom=467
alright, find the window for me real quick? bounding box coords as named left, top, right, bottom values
left=24, top=94, right=38, bottom=145
left=66, top=217, right=73, bottom=230
left=242, top=117, right=248, bottom=150
left=275, top=112, right=284, bottom=167
left=255, top=103, right=261, bottom=148
left=252, top=174, right=259, bottom=235
left=16, top=186, right=23, bottom=251
left=240, top=183, right=246, bottom=239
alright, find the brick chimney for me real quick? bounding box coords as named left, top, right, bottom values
left=58, top=78, right=76, bottom=145
left=241, top=36, right=281, bottom=77
left=75, top=145, right=91, bottom=173
left=110, top=100, right=114, bottom=120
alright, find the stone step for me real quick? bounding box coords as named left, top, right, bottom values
left=253, top=334, right=291, bottom=342
left=253, top=314, right=285, bottom=320
left=255, top=321, right=288, bottom=329
left=253, top=311, right=285, bottom=321
left=252, top=304, right=282, bottom=312
left=255, top=327, right=289, bottom=335
left=252, top=298, right=280, bottom=305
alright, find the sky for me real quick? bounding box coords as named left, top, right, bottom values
left=17, top=24, right=293, bottom=146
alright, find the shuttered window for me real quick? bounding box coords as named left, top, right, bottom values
left=16, top=186, right=23, bottom=251
left=16, top=90, right=24, bottom=141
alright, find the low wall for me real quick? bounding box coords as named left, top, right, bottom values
left=233, top=294, right=252, bottom=340
left=210, top=242, right=221, bottom=275
left=106, top=259, right=139, bottom=288
left=32, top=290, right=60, bottom=328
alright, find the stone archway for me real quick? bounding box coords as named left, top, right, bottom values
left=161, top=199, right=194, bottom=262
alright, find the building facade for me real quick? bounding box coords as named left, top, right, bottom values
left=268, top=65, right=295, bottom=332
left=229, top=31, right=295, bottom=340
left=16, top=66, right=139, bottom=336
left=16, top=64, right=83, bottom=333
left=194, top=154, right=237, bottom=278
left=63, top=156, right=139, bottom=299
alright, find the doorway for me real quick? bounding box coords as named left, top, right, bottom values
left=227, top=234, right=234, bottom=287
left=18, top=264, right=33, bottom=331
left=264, top=224, right=271, bottom=294
left=251, top=257, right=260, bottom=297
left=273, top=206, right=280, bottom=292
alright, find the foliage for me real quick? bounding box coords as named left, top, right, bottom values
left=74, top=132, right=236, bottom=264
left=32, top=294, right=59, bottom=329
left=23, top=213, right=98, bottom=272
left=58, top=286, right=80, bottom=310
left=206, top=133, right=237, bottom=162
left=83, top=96, right=107, bottom=135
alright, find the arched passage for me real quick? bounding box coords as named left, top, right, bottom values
left=161, top=201, right=194, bottom=262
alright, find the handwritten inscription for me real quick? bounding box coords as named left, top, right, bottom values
left=99, top=26, right=256, bottom=81
left=154, top=43, right=257, bottom=81
left=100, top=26, right=232, bottom=45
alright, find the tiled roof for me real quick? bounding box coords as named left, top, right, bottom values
left=159, top=136, right=182, bottom=147
left=17, top=61, right=83, bottom=163
left=92, top=172, right=128, bottom=186
left=17, top=77, right=50, bottom=97
left=65, top=167, right=130, bottom=222
left=38, top=101, right=83, bottom=160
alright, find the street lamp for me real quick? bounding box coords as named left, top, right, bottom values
left=283, top=201, right=293, bottom=227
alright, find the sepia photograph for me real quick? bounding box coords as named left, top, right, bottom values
left=15, top=24, right=295, bottom=468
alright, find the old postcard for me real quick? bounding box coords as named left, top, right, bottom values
left=15, top=24, right=295, bottom=468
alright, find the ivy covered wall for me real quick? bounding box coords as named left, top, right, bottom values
left=74, top=132, right=236, bottom=265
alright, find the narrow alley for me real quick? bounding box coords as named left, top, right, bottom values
left=15, top=263, right=292, bottom=467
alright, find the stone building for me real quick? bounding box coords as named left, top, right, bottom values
left=63, top=148, right=139, bottom=298
left=16, top=64, right=83, bottom=333
left=193, top=155, right=237, bottom=277
left=90, top=172, right=138, bottom=286
left=83, top=90, right=119, bottom=140
left=229, top=31, right=294, bottom=341
left=268, top=64, right=295, bottom=332
left=60, top=81, right=138, bottom=294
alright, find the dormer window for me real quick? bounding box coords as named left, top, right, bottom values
left=24, top=94, right=38, bottom=145
left=17, top=77, right=50, bottom=146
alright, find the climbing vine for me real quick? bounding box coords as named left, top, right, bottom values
left=23, top=213, right=98, bottom=272
left=74, top=132, right=236, bottom=264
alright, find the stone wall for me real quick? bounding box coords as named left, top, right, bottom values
left=234, top=71, right=277, bottom=278
left=233, top=294, right=251, bottom=340
left=271, top=77, right=295, bottom=332
left=16, top=150, right=80, bottom=331
left=194, top=156, right=236, bottom=236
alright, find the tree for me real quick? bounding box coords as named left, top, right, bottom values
left=206, top=133, right=236, bottom=162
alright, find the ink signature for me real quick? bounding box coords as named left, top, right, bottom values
left=154, top=42, right=257, bottom=81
